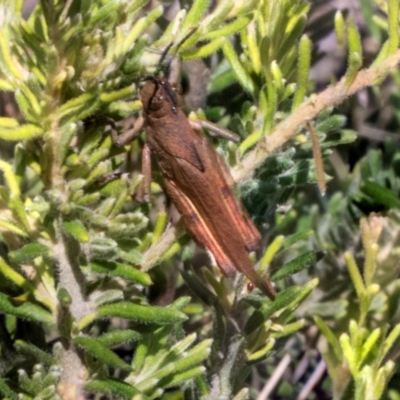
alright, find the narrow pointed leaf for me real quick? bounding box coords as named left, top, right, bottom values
left=0, top=31, right=23, bottom=80
left=9, top=243, right=49, bottom=264
left=388, top=0, right=400, bottom=54
left=314, top=316, right=343, bottom=362
left=90, top=261, right=151, bottom=285
left=182, top=37, right=225, bottom=60
left=0, top=220, right=28, bottom=236
left=14, top=340, right=55, bottom=367
left=203, top=17, right=250, bottom=40
left=345, top=19, right=362, bottom=86
left=97, top=330, right=142, bottom=347
left=85, top=379, right=145, bottom=399
left=96, top=302, right=187, bottom=325
left=0, top=293, right=53, bottom=325
left=182, top=0, right=210, bottom=29
left=0, top=378, right=19, bottom=400
left=361, top=180, right=400, bottom=208
left=222, top=40, right=254, bottom=93
left=0, top=79, right=14, bottom=91
left=74, top=336, right=132, bottom=370
left=160, top=366, right=206, bottom=389
left=0, top=257, right=36, bottom=293
left=244, top=286, right=302, bottom=334
left=63, top=220, right=90, bottom=242
left=272, top=250, right=324, bottom=280
left=292, top=35, right=311, bottom=109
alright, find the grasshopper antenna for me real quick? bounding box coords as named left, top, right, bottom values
left=154, top=28, right=198, bottom=80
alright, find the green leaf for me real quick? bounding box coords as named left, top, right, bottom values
left=99, top=85, right=136, bottom=103
left=180, top=269, right=217, bottom=307
left=74, top=336, right=132, bottom=370
left=361, top=181, right=400, bottom=208
left=90, top=261, right=151, bottom=285
left=292, top=35, right=311, bottom=110
left=272, top=250, right=324, bottom=280
left=0, top=257, right=36, bottom=293
left=277, top=14, right=307, bottom=64
left=359, top=328, right=381, bottom=365
left=345, top=19, right=363, bottom=87
left=0, top=378, right=20, bottom=400
left=222, top=40, right=254, bottom=93
left=207, top=0, right=231, bottom=28
left=94, top=290, right=124, bottom=307
left=382, top=324, right=400, bottom=359
left=0, top=79, right=14, bottom=91
left=13, top=89, right=37, bottom=123
left=14, top=340, right=55, bottom=367
left=314, top=316, right=343, bottom=362
left=388, top=0, right=400, bottom=54
left=181, top=37, right=225, bottom=60
left=0, top=378, right=19, bottom=400
left=0, top=123, right=43, bottom=141
left=0, top=293, right=53, bottom=325
left=0, top=31, right=23, bottom=80
left=340, top=333, right=358, bottom=377
left=121, top=6, right=163, bottom=55
left=57, top=288, right=72, bottom=306
left=85, top=379, right=145, bottom=400
left=335, top=11, right=346, bottom=47
left=9, top=243, right=49, bottom=264
left=89, top=237, right=119, bottom=260
left=0, top=159, right=20, bottom=196
left=56, top=123, right=78, bottom=165
left=96, top=302, right=187, bottom=325
left=160, top=366, right=206, bottom=390
left=9, top=195, right=30, bottom=231
left=282, top=230, right=314, bottom=248
left=259, top=235, right=284, bottom=272
left=88, top=1, right=122, bottom=28
left=0, top=219, right=28, bottom=236
left=203, top=17, right=250, bottom=41
left=244, top=286, right=302, bottom=334
left=182, top=0, right=210, bottom=29
left=63, top=220, right=90, bottom=242
left=0, top=117, right=19, bottom=127
left=57, top=93, right=99, bottom=122
left=97, top=330, right=142, bottom=347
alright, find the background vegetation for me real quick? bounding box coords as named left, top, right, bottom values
left=0, top=0, right=400, bottom=399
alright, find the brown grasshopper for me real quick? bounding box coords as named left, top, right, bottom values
left=112, top=54, right=276, bottom=300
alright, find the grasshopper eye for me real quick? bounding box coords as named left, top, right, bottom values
left=149, top=94, right=164, bottom=111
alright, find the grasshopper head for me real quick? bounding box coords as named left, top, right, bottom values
left=141, top=77, right=183, bottom=117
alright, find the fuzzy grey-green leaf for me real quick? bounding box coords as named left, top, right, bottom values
left=74, top=336, right=132, bottom=370
left=85, top=379, right=145, bottom=400
left=63, top=220, right=90, bottom=242
left=90, top=261, right=150, bottom=285
left=9, top=243, right=49, bottom=264
left=272, top=250, right=324, bottom=281
left=97, top=330, right=142, bottom=347
left=0, top=293, right=53, bottom=325
left=96, top=302, right=187, bottom=325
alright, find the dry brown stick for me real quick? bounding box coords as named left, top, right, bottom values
left=142, top=49, right=400, bottom=271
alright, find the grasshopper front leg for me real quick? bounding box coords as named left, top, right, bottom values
left=109, top=116, right=152, bottom=202
left=110, top=115, right=145, bottom=147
